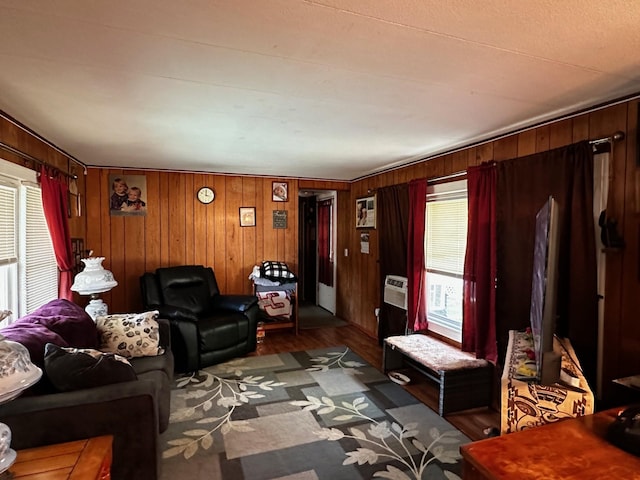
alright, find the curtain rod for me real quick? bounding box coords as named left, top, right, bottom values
left=0, top=141, right=78, bottom=180
left=420, top=131, right=625, bottom=186
left=589, top=131, right=625, bottom=145
left=0, top=110, right=87, bottom=175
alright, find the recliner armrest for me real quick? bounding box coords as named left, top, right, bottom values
left=150, top=304, right=199, bottom=323
left=211, top=294, right=258, bottom=313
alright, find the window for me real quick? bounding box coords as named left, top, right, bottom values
left=0, top=160, right=57, bottom=325
left=424, top=179, right=467, bottom=343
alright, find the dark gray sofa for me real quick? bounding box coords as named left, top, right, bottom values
left=0, top=300, right=173, bottom=480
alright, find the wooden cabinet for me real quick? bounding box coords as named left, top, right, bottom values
left=11, top=435, right=112, bottom=479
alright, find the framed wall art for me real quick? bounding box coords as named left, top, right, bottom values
left=71, top=238, right=84, bottom=276
left=355, top=195, right=376, bottom=229
left=239, top=207, right=256, bottom=227
left=272, top=181, right=288, bottom=202
left=108, top=174, right=147, bottom=216
left=273, top=210, right=287, bottom=229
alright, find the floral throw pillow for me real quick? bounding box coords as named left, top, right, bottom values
left=96, top=311, right=164, bottom=358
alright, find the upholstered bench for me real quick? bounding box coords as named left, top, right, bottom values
left=383, top=334, right=492, bottom=416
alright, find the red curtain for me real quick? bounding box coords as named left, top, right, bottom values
left=407, top=179, right=427, bottom=332
left=462, top=162, right=497, bottom=363
left=39, top=166, right=74, bottom=300
left=317, top=199, right=333, bottom=286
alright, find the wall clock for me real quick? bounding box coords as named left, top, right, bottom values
left=197, top=186, right=215, bottom=204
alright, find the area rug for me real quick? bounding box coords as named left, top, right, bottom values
left=160, top=347, right=469, bottom=479
left=298, top=304, right=348, bottom=329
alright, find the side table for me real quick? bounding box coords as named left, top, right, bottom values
left=8, top=435, right=112, bottom=479
left=461, top=408, right=640, bottom=479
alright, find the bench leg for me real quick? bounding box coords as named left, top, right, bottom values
left=382, top=343, right=405, bottom=373
left=440, top=366, right=492, bottom=416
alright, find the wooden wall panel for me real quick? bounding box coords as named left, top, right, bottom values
left=337, top=99, right=640, bottom=404
left=5, top=96, right=640, bottom=405
left=549, top=119, right=573, bottom=149
left=298, top=179, right=349, bottom=191
left=84, top=169, right=301, bottom=312
left=620, top=102, right=640, bottom=380
left=144, top=171, right=161, bottom=272
left=193, top=174, right=208, bottom=267
left=0, top=117, right=86, bottom=239
left=518, top=130, right=537, bottom=157
left=212, top=174, right=227, bottom=290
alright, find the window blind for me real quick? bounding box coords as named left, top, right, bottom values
left=20, top=185, right=57, bottom=314
left=0, top=184, right=17, bottom=265
left=426, top=197, right=467, bottom=275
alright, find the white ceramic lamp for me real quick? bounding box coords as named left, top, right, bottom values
left=70, top=257, right=118, bottom=320
left=0, top=335, right=43, bottom=473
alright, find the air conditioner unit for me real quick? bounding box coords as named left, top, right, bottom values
left=383, top=275, right=408, bottom=311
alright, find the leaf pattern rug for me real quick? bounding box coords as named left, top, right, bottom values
left=160, top=346, right=469, bottom=479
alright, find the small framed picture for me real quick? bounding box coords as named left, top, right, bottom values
left=356, top=195, right=376, bottom=229
left=239, top=207, right=256, bottom=227
left=272, top=181, right=288, bottom=202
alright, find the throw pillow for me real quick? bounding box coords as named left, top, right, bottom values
left=44, top=343, right=136, bottom=392
left=261, top=261, right=297, bottom=282
left=96, top=311, right=164, bottom=359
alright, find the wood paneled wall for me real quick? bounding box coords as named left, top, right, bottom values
left=84, top=170, right=319, bottom=314
left=339, top=101, right=640, bottom=399
left=0, top=115, right=85, bottom=239
left=3, top=98, right=639, bottom=402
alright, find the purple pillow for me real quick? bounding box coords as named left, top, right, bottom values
left=26, top=299, right=97, bottom=348
left=1, top=323, right=67, bottom=367
left=1, top=299, right=99, bottom=367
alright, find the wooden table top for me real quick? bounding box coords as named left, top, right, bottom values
left=461, top=408, right=640, bottom=479
left=10, top=435, right=112, bottom=479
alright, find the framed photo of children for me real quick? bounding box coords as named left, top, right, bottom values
left=355, top=195, right=376, bottom=229
left=109, top=174, right=148, bottom=216
left=272, top=181, right=288, bottom=202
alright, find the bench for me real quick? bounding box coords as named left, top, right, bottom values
left=383, top=334, right=492, bottom=416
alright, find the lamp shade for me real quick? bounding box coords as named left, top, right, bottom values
left=70, top=257, right=118, bottom=295
left=0, top=335, right=42, bottom=473
left=0, top=335, right=42, bottom=402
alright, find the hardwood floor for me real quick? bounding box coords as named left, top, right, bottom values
left=250, top=324, right=500, bottom=441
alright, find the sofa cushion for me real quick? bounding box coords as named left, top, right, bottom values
left=130, top=351, right=172, bottom=378
left=44, top=343, right=137, bottom=392
left=1, top=299, right=98, bottom=367
left=96, top=311, right=164, bottom=358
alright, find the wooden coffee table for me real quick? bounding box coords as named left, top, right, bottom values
left=461, top=408, right=640, bottom=479
left=8, top=435, right=112, bottom=479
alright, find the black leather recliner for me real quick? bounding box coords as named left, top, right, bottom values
left=140, top=265, right=259, bottom=372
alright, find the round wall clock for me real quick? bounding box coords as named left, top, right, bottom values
left=197, top=186, right=215, bottom=204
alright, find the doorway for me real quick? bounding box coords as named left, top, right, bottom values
left=298, top=190, right=337, bottom=314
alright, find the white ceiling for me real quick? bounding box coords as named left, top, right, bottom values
left=1, top=1, right=639, bottom=181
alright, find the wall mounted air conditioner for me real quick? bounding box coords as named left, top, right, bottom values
left=383, top=275, right=408, bottom=311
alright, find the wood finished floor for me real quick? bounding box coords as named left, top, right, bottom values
left=249, top=324, right=500, bottom=441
